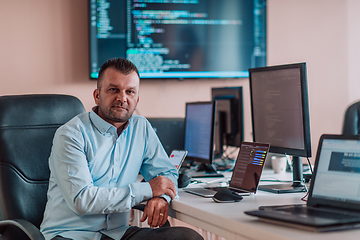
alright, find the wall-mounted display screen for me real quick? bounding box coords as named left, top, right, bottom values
left=89, top=0, right=266, bottom=79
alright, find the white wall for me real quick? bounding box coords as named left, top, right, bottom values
left=347, top=0, right=360, bottom=104
left=1, top=0, right=359, bottom=162
left=268, top=0, right=352, bottom=160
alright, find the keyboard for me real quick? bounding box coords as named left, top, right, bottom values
left=190, top=173, right=224, bottom=178
left=205, top=186, right=227, bottom=191
left=268, top=205, right=360, bottom=220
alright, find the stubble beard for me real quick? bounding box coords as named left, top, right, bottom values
left=98, top=101, right=134, bottom=124
left=108, top=104, right=132, bottom=123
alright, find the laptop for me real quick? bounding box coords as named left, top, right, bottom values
left=184, top=141, right=270, bottom=197
left=245, top=134, right=360, bottom=232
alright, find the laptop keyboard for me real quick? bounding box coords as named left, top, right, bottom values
left=205, top=186, right=226, bottom=191
left=205, top=186, right=249, bottom=194
left=277, top=206, right=360, bottom=220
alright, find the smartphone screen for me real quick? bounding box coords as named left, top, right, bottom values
left=169, top=150, right=188, bottom=170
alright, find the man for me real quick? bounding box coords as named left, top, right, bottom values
left=40, top=58, right=203, bottom=240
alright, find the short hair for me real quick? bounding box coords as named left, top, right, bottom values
left=97, top=58, right=140, bottom=89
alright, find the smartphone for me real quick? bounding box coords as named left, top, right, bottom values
left=169, top=150, right=188, bottom=171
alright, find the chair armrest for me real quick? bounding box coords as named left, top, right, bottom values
left=132, top=203, right=146, bottom=212
left=0, top=219, right=45, bottom=240
left=132, top=204, right=170, bottom=227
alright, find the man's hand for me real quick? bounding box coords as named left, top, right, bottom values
left=148, top=175, right=176, bottom=200
left=140, top=197, right=169, bottom=228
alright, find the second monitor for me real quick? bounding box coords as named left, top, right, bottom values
left=183, top=101, right=223, bottom=177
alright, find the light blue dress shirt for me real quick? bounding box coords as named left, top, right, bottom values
left=40, top=108, right=178, bottom=240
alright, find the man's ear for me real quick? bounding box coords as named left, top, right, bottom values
left=93, top=89, right=100, bottom=105
left=134, top=96, right=140, bottom=110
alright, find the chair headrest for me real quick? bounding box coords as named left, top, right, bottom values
left=0, top=94, right=86, bottom=128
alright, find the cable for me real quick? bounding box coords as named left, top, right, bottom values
left=301, top=191, right=309, bottom=202
left=306, top=157, right=313, bottom=174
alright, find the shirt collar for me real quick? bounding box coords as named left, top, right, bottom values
left=90, top=106, right=130, bottom=135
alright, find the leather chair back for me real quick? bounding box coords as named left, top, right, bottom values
left=343, top=101, right=360, bottom=135
left=0, top=94, right=85, bottom=229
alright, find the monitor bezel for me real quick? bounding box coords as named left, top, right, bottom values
left=88, top=0, right=267, bottom=80
left=249, top=62, right=312, bottom=158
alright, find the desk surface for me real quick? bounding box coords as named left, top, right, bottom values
left=169, top=170, right=360, bottom=240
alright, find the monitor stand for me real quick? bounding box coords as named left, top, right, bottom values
left=258, top=156, right=307, bottom=193
left=189, top=163, right=224, bottom=178
left=212, top=151, right=235, bottom=171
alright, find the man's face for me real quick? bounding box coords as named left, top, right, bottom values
left=93, top=68, right=140, bottom=128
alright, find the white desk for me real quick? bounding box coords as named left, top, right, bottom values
left=169, top=170, right=360, bottom=240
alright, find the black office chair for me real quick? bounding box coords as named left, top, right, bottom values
left=0, top=94, right=86, bottom=239
left=0, top=94, right=169, bottom=240
left=342, top=101, right=360, bottom=135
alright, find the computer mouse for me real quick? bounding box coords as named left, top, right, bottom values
left=178, top=173, right=191, bottom=188
left=212, top=188, right=243, bottom=203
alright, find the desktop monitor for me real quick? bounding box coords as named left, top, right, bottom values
left=183, top=101, right=216, bottom=173
left=88, top=0, right=267, bottom=79
left=211, top=87, right=244, bottom=158
left=249, top=62, right=311, bottom=193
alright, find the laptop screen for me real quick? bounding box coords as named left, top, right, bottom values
left=230, top=142, right=270, bottom=192
left=312, top=137, right=360, bottom=205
